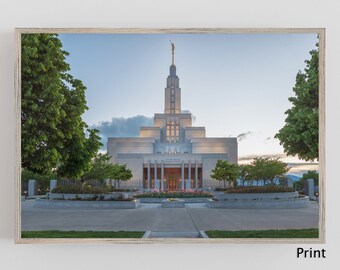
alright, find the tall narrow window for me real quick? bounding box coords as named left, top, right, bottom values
left=166, top=121, right=179, bottom=144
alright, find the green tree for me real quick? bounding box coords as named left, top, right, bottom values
left=301, top=170, right=319, bottom=185
left=250, top=157, right=289, bottom=185
left=238, top=164, right=253, bottom=186
left=82, top=153, right=133, bottom=189
left=294, top=170, right=319, bottom=191
left=21, top=33, right=101, bottom=176
left=211, top=160, right=238, bottom=188
left=275, top=44, right=319, bottom=161
left=57, top=129, right=102, bottom=179
left=82, top=152, right=112, bottom=186
left=109, top=164, right=133, bottom=188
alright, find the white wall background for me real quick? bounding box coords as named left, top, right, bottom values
left=1, top=0, right=339, bottom=269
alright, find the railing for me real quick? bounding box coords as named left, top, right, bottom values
left=57, top=179, right=103, bottom=187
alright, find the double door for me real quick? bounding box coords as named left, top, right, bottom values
left=167, top=174, right=179, bottom=190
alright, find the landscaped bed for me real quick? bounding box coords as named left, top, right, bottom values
left=134, top=191, right=213, bottom=198
left=224, top=186, right=295, bottom=193
left=34, top=197, right=140, bottom=209
left=22, top=230, right=145, bottom=238
left=51, top=185, right=108, bottom=194
left=51, top=185, right=138, bottom=194
left=52, top=196, right=134, bottom=201
left=205, top=228, right=318, bottom=238
left=48, top=194, right=133, bottom=201
left=206, top=196, right=309, bottom=208
left=214, top=191, right=300, bottom=201
left=210, top=186, right=309, bottom=208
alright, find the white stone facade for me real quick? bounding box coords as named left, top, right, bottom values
left=107, top=48, right=237, bottom=190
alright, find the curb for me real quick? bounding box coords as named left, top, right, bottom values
left=142, top=231, right=151, bottom=238
left=199, top=230, right=209, bottom=238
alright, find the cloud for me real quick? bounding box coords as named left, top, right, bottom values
left=264, top=136, right=273, bottom=144
left=91, top=115, right=154, bottom=150
left=264, top=136, right=280, bottom=144
left=238, top=154, right=319, bottom=173
left=238, top=153, right=287, bottom=163
left=287, top=164, right=319, bottom=176
left=182, top=110, right=196, bottom=123
left=237, top=131, right=252, bottom=141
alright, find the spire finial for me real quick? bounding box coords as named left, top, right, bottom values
left=170, top=40, right=175, bottom=65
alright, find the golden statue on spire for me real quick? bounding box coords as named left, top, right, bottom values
left=170, top=40, right=175, bottom=65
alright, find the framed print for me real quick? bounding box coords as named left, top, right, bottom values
left=15, top=28, right=325, bottom=244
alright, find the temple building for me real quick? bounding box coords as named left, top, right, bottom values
left=107, top=43, right=237, bottom=190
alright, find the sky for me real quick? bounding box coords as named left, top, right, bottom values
left=59, top=33, right=319, bottom=172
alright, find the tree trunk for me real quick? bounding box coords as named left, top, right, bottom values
left=80, top=177, right=84, bottom=190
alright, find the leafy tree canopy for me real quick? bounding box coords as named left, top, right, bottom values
left=300, top=170, right=319, bottom=185
left=21, top=34, right=101, bottom=177
left=83, top=153, right=133, bottom=188
left=294, top=170, right=319, bottom=191
left=82, top=152, right=111, bottom=183
left=275, top=44, right=319, bottom=161
left=238, top=164, right=253, bottom=185
left=211, top=160, right=238, bottom=188
left=109, top=164, right=133, bottom=188
left=250, top=157, right=289, bottom=185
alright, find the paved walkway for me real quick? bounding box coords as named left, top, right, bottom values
left=139, top=203, right=207, bottom=208
left=21, top=200, right=319, bottom=233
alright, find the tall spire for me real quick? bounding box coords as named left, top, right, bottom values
left=170, top=40, right=175, bottom=65
left=165, top=41, right=181, bottom=114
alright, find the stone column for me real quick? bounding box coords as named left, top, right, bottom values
left=188, top=161, right=191, bottom=189
left=161, top=161, right=164, bottom=191
left=181, top=161, right=185, bottom=190
left=28, top=179, right=37, bottom=197
left=50, top=179, right=57, bottom=192
left=306, top=178, right=315, bottom=198
left=147, top=160, right=151, bottom=189
left=154, top=160, right=157, bottom=190
left=195, top=161, right=198, bottom=189
left=287, top=178, right=294, bottom=188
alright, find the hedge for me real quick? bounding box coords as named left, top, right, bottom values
left=51, top=185, right=108, bottom=194
left=134, top=191, right=213, bottom=198
left=225, top=186, right=295, bottom=194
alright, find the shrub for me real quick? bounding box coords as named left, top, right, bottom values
left=225, top=186, right=295, bottom=194
left=106, top=187, right=136, bottom=192
left=215, top=187, right=229, bottom=192
left=106, top=197, right=135, bottom=201
left=51, top=185, right=107, bottom=194
left=53, top=195, right=135, bottom=201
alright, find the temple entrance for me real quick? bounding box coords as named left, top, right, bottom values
left=165, top=168, right=181, bottom=190
left=143, top=165, right=203, bottom=189
left=167, top=175, right=178, bottom=190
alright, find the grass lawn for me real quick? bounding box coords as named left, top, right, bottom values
left=205, top=228, right=318, bottom=238
left=22, top=230, right=145, bottom=238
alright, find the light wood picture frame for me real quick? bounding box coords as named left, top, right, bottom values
left=15, top=28, right=325, bottom=244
